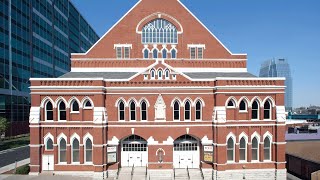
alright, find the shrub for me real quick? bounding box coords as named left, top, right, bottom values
left=15, top=164, right=30, bottom=175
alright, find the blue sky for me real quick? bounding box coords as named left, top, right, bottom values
left=72, top=0, right=320, bottom=108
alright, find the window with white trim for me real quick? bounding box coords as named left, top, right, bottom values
left=264, top=137, right=271, bottom=161
left=162, top=49, right=167, bottom=58
left=239, top=100, right=247, bottom=111
left=252, top=137, right=259, bottom=161
left=184, top=101, right=191, bottom=121
left=227, top=137, right=234, bottom=162
left=252, top=101, right=259, bottom=120
left=72, top=138, right=80, bottom=163
left=143, top=49, right=149, bottom=59
left=116, top=47, right=122, bottom=59
left=165, top=69, right=170, bottom=79
left=59, top=138, right=67, bottom=163
left=58, top=101, right=66, bottom=121
left=85, top=138, right=93, bottom=163
left=239, top=137, right=246, bottom=161
left=45, top=101, right=53, bottom=121
left=195, top=101, right=202, bottom=120
left=141, top=101, right=147, bottom=121
left=84, top=100, right=92, bottom=109
left=118, top=101, right=125, bottom=121
left=71, top=100, right=79, bottom=112
left=171, top=49, right=177, bottom=59
left=190, top=47, right=196, bottom=59
left=197, top=47, right=203, bottom=59
left=173, top=101, right=180, bottom=121
left=142, top=18, right=178, bottom=44
left=227, top=100, right=235, bottom=108
left=158, top=69, right=163, bottom=79
left=124, top=47, right=130, bottom=59
left=46, top=138, right=53, bottom=150
left=150, top=69, right=156, bottom=79
left=129, top=101, right=136, bottom=121
left=264, top=101, right=271, bottom=119
left=153, top=49, right=158, bottom=59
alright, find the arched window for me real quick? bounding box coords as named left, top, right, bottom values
left=184, top=101, right=191, bottom=121
left=264, top=137, right=271, bottom=161
left=264, top=101, right=271, bottom=119
left=45, top=101, right=53, bottom=121
left=130, top=101, right=136, bottom=121
left=59, top=138, right=67, bottom=163
left=239, top=137, right=246, bottom=161
left=173, top=101, right=180, bottom=121
left=46, top=138, right=53, bottom=150
left=252, top=137, right=259, bottom=161
left=195, top=101, right=202, bottom=121
left=227, top=137, right=235, bottom=162
left=118, top=101, right=125, bottom=121
left=171, top=49, right=177, bottom=59
left=239, top=100, right=247, bottom=111
left=153, top=49, right=158, bottom=59
left=143, top=49, right=149, bottom=59
left=85, top=138, right=93, bottom=163
left=165, top=69, right=170, bottom=79
left=142, top=18, right=178, bottom=44
left=58, top=101, right=66, bottom=121
left=71, top=100, right=79, bottom=112
left=162, top=49, right=167, bottom=59
left=252, top=101, right=259, bottom=120
left=84, top=100, right=92, bottom=109
left=150, top=69, right=156, bottom=79
left=227, top=100, right=235, bottom=107
left=72, top=138, right=80, bottom=163
left=158, top=69, right=163, bottom=79
left=141, top=101, right=147, bottom=121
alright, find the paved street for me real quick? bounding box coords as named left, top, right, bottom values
left=0, top=175, right=100, bottom=180
left=0, top=146, right=29, bottom=168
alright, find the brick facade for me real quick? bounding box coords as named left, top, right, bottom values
left=29, top=0, right=286, bottom=179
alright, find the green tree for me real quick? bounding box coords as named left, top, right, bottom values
left=0, top=116, right=9, bottom=139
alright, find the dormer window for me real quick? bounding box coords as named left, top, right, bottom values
left=114, top=44, right=132, bottom=59
left=188, top=44, right=205, bottom=59
left=116, top=47, right=122, bottom=59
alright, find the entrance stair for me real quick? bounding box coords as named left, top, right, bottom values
left=188, top=169, right=204, bottom=180
left=117, top=167, right=147, bottom=180
left=148, top=170, right=173, bottom=180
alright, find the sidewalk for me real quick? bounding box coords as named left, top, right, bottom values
left=0, top=158, right=30, bottom=174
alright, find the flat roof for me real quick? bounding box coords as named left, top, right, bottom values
left=286, top=141, right=320, bottom=164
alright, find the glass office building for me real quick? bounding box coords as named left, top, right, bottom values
left=259, top=59, right=293, bottom=111
left=0, top=0, right=99, bottom=136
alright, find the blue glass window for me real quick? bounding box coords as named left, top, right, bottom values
left=162, top=49, right=167, bottom=59
left=171, top=49, right=177, bottom=59
left=144, top=49, right=149, bottom=59
left=153, top=49, right=158, bottom=59
left=142, top=19, right=178, bottom=44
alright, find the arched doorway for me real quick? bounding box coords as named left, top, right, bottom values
left=173, top=135, right=200, bottom=168
left=121, top=135, right=148, bottom=167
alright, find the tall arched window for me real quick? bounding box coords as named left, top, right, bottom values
left=264, top=101, right=271, bottom=119
left=71, top=100, right=79, bottom=112
left=227, top=137, right=235, bottom=162
left=141, top=101, right=147, bottom=121
left=158, top=69, right=163, bottom=79
left=150, top=69, right=155, bottom=79
left=184, top=101, right=191, bottom=121
left=153, top=49, right=158, bottom=59
left=239, top=137, right=246, bottom=161
left=173, top=101, right=180, bottom=121
left=227, top=100, right=235, bottom=108
left=46, top=138, right=53, bottom=150
left=171, top=49, right=177, bottom=59
left=252, top=137, right=259, bottom=161
left=72, top=138, right=80, bottom=163
left=239, top=100, right=247, bottom=111
left=165, top=69, right=170, bottom=79
left=85, top=138, right=93, bottom=163
left=45, top=101, right=53, bottom=121
left=58, top=101, right=66, bottom=121
left=118, top=101, right=125, bottom=121
left=162, top=49, right=167, bottom=58
left=142, top=18, right=178, bottom=44
left=264, top=137, right=271, bottom=161
left=59, top=138, right=67, bottom=163
left=252, top=101, right=259, bottom=120
left=195, top=101, right=202, bottom=121
left=130, top=101, right=136, bottom=121
left=84, top=100, right=92, bottom=109
left=143, top=49, right=149, bottom=59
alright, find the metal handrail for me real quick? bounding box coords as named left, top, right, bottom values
left=116, top=164, right=120, bottom=179
left=145, top=165, right=148, bottom=180
left=187, top=166, right=190, bottom=180
left=200, top=167, right=204, bottom=180
left=173, top=166, right=175, bottom=179
left=131, top=164, right=134, bottom=180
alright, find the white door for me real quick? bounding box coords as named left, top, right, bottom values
left=121, top=135, right=148, bottom=167
left=42, top=155, right=54, bottom=171
left=173, top=135, right=199, bottom=169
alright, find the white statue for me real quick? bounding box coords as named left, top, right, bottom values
left=155, top=94, right=166, bottom=121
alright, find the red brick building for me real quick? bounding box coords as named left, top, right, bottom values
left=29, top=0, right=287, bottom=179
